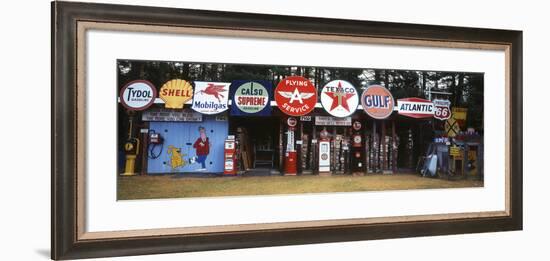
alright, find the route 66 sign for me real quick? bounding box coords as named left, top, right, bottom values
left=433, top=99, right=451, bottom=120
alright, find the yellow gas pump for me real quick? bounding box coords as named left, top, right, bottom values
left=121, top=116, right=140, bottom=176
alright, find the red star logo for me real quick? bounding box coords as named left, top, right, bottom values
left=323, top=81, right=354, bottom=112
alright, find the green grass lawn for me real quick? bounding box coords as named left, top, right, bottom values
left=117, top=173, right=483, bottom=200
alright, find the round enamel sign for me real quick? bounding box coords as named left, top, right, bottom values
left=287, top=117, right=297, bottom=127
left=234, top=81, right=270, bottom=114
left=119, top=80, right=157, bottom=111
left=352, top=121, right=362, bottom=131
left=320, top=80, right=358, bottom=117
left=360, top=85, right=394, bottom=119
left=275, top=76, right=317, bottom=116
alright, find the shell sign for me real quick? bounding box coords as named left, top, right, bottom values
left=159, top=79, right=193, bottom=109
left=360, top=85, right=394, bottom=119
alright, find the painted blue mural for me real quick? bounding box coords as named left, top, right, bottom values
left=147, top=117, right=228, bottom=174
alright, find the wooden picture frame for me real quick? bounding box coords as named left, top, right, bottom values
left=52, top=1, right=522, bottom=260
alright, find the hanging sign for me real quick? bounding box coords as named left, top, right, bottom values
left=450, top=146, right=461, bottom=157
left=230, top=80, right=272, bottom=116
left=315, top=116, right=352, bottom=126
left=433, top=99, right=452, bottom=120
left=320, top=80, right=359, bottom=117
left=361, top=85, right=394, bottom=119
left=191, top=81, right=230, bottom=114
left=119, top=80, right=157, bottom=111
left=300, top=116, right=312, bottom=122
left=142, top=108, right=202, bottom=122
left=159, top=79, right=193, bottom=109
left=275, top=76, right=317, bottom=116
left=397, top=97, right=434, bottom=118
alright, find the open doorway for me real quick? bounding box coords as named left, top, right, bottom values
left=229, top=116, right=280, bottom=175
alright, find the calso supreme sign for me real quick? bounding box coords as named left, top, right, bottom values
left=119, top=80, right=157, bottom=111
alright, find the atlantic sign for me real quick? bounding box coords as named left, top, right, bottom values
left=275, top=76, right=317, bottom=116
left=397, top=97, right=434, bottom=118
left=320, top=80, right=359, bottom=118
left=191, top=81, right=230, bottom=115
left=361, top=85, right=394, bottom=119
left=119, top=80, right=157, bottom=111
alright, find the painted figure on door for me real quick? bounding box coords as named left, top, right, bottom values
left=193, top=126, right=210, bottom=171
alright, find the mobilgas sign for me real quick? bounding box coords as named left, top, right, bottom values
left=360, top=85, right=394, bottom=119
left=230, top=80, right=272, bottom=116
left=191, top=81, right=231, bottom=115
left=397, top=97, right=434, bottom=118
left=119, top=80, right=157, bottom=111
left=320, top=80, right=359, bottom=118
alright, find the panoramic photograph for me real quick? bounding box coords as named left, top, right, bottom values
left=117, top=59, right=484, bottom=200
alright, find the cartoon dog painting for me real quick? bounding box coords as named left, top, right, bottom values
left=167, top=145, right=186, bottom=171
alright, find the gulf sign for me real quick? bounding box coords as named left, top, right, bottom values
left=119, top=80, right=157, bottom=111
left=360, top=85, right=394, bottom=119
left=397, top=97, right=434, bottom=118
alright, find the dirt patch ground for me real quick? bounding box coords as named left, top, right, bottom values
left=117, top=173, right=483, bottom=200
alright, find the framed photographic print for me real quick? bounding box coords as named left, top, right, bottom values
left=52, top=1, right=522, bottom=260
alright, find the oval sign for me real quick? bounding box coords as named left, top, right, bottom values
left=234, top=81, right=270, bottom=114
left=275, top=76, right=317, bottom=116
left=119, top=80, right=157, bottom=111
left=320, top=80, right=359, bottom=117
left=361, top=85, right=394, bottom=119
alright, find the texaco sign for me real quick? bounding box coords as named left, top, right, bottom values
left=320, top=80, right=359, bottom=117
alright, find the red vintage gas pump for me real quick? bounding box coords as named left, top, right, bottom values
left=284, top=117, right=298, bottom=175
left=223, top=135, right=237, bottom=175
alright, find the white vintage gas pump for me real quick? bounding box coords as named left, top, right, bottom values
left=318, top=128, right=331, bottom=173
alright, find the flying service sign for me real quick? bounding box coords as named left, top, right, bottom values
left=275, top=76, right=317, bottom=116
left=320, top=80, right=359, bottom=117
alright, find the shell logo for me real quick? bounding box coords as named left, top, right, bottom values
left=360, top=85, right=394, bottom=119
left=159, top=79, right=194, bottom=109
